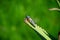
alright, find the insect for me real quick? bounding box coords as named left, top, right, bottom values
left=24, top=16, right=52, bottom=40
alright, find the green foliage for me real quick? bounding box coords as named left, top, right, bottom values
left=0, top=0, right=60, bottom=40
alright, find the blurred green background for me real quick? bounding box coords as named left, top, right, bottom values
left=0, top=0, right=60, bottom=40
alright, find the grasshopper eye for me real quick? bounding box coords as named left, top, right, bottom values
left=25, top=16, right=36, bottom=27
left=26, top=16, right=30, bottom=19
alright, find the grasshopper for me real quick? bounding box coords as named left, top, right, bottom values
left=24, top=16, right=52, bottom=40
